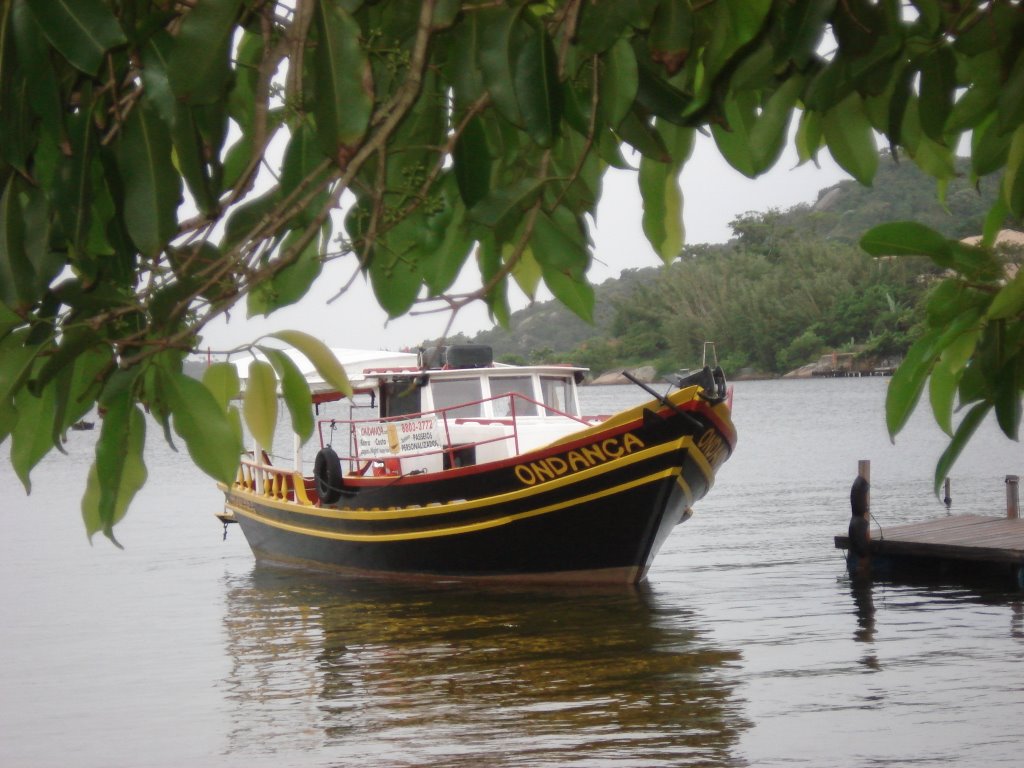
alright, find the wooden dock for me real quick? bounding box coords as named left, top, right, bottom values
left=835, top=514, right=1024, bottom=586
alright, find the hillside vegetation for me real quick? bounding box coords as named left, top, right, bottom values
left=439, top=156, right=1012, bottom=377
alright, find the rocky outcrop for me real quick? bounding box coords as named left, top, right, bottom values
left=591, top=365, right=657, bottom=385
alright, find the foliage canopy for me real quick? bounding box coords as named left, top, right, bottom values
left=2, top=0, right=1023, bottom=538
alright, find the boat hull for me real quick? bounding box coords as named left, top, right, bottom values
left=224, top=392, right=735, bottom=584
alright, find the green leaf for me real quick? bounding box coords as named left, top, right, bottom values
left=933, top=402, right=990, bottom=496
left=29, top=326, right=99, bottom=397
left=368, top=246, right=419, bottom=319
left=432, top=0, right=461, bottom=29
left=59, top=343, right=110, bottom=434
left=996, top=51, right=1024, bottom=135
left=139, top=30, right=176, bottom=125
left=280, top=118, right=329, bottom=226
left=860, top=221, right=953, bottom=262
left=445, top=9, right=485, bottom=111
left=478, top=236, right=510, bottom=327
left=634, top=53, right=689, bottom=124
left=711, top=93, right=757, bottom=177
left=11, top=379, right=55, bottom=492
left=822, top=93, right=878, bottom=185
left=514, top=20, right=561, bottom=148
left=658, top=120, right=695, bottom=166
left=510, top=245, right=541, bottom=300
left=202, top=361, right=240, bottom=411
left=776, top=0, right=835, bottom=68
left=453, top=115, right=491, bottom=208
left=887, top=309, right=982, bottom=439
left=988, top=273, right=1024, bottom=325
left=0, top=327, right=41, bottom=427
left=163, top=369, right=242, bottom=484
left=313, top=1, right=373, bottom=157
left=269, top=330, right=353, bottom=399
left=248, top=230, right=324, bottom=317
left=929, top=328, right=981, bottom=436
left=638, top=125, right=690, bottom=263
left=542, top=266, right=595, bottom=323
left=749, top=76, right=804, bottom=171
left=168, top=0, right=241, bottom=104
left=171, top=103, right=218, bottom=217
left=576, top=0, right=657, bottom=55
left=993, top=357, right=1022, bottom=440
left=25, top=0, right=126, bottom=76
left=598, top=38, right=639, bottom=129
left=0, top=175, right=34, bottom=310
left=114, top=104, right=182, bottom=257
left=96, top=393, right=147, bottom=544
left=52, top=104, right=97, bottom=258
left=910, top=132, right=956, bottom=181
left=947, top=241, right=1003, bottom=282
left=243, top=359, right=277, bottom=450
left=223, top=188, right=279, bottom=249
left=648, top=0, right=692, bottom=73
left=928, top=358, right=958, bottom=436
left=477, top=7, right=524, bottom=125
left=260, top=347, right=313, bottom=442
left=0, top=304, right=19, bottom=338
left=917, top=46, right=956, bottom=142
left=12, top=1, right=63, bottom=139
left=971, top=113, right=1011, bottom=178
left=468, top=178, right=544, bottom=242
left=795, top=109, right=824, bottom=165
left=530, top=207, right=588, bottom=276
left=85, top=390, right=147, bottom=544
left=887, top=326, right=941, bottom=440
left=419, top=196, right=473, bottom=296
left=616, top=109, right=670, bottom=161
left=1002, top=125, right=1024, bottom=218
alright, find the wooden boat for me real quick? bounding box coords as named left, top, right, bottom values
left=221, top=345, right=736, bottom=584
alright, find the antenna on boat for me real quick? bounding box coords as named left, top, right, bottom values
left=702, top=341, right=718, bottom=368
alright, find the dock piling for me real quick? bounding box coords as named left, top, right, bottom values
left=1007, top=475, right=1020, bottom=520
left=858, top=460, right=870, bottom=509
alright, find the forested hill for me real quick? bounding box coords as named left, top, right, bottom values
left=432, top=155, right=1010, bottom=377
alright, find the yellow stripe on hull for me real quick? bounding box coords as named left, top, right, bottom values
left=225, top=434, right=714, bottom=522
left=226, top=464, right=684, bottom=543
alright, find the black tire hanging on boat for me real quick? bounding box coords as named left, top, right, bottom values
left=314, top=446, right=344, bottom=504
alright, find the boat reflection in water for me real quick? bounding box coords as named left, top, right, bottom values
left=220, top=570, right=749, bottom=766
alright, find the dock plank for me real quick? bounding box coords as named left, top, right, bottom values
left=835, top=514, right=1024, bottom=566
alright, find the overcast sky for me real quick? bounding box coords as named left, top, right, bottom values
left=202, top=134, right=850, bottom=354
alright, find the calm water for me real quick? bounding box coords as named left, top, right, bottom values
left=2, top=377, right=1022, bottom=767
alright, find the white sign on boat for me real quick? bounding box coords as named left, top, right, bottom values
left=355, top=416, right=444, bottom=458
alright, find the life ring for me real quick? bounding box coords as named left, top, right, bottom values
left=314, top=446, right=344, bottom=504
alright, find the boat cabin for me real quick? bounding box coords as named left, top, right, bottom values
left=307, top=345, right=593, bottom=478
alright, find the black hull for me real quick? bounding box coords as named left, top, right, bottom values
left=224, top=394, right=735, bottom=584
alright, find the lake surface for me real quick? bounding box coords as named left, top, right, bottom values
left=1, top=377, right=1022, bottom=767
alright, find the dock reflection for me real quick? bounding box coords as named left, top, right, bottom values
left=220, top=569, right=749, bottom=767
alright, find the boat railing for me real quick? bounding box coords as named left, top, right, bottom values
left=234, top=456, right=314, bottom=505
left=316, top=391, right=594, bottom=474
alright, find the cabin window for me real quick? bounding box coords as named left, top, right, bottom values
left=431, top=378, right=483, bottom=418
left=540, top=376, right=577, bottom=416
left=381, top=380, right=422, bottom=417
left=489, top=376, right=537, bottom=417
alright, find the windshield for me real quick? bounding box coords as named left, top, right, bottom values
left=540, top=376, right=577, bottom=416
left=489, top=376, right=537, bottom=416
left=431, top=378, right=483, bottom=418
